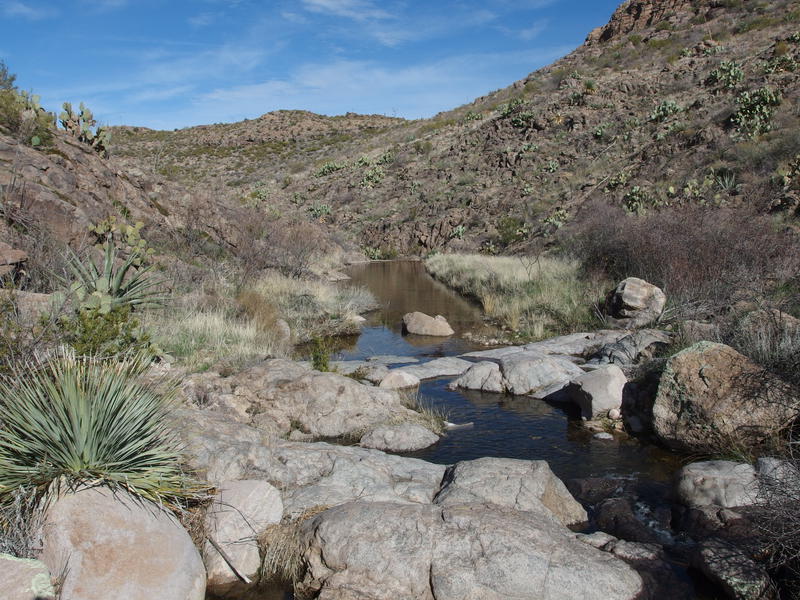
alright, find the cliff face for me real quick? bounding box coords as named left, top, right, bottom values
left=586, top=0, right=699, bottom=44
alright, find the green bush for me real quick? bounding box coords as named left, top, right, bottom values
left=706, top=60, right=744, bottom=90
left=731, top=87, right=782, bottom=138
left=315, top=161, right=347, bottom=177
left=57, top=305, right=153, bottom=357
left=310, top=337, right=330, bottom=372
left=649, top=100, right=682, bottom=122
left=0, top=89, right=54, bottom=147
left=0, top=351, right=205, bottom=507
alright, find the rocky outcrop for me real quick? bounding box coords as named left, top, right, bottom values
left=402, top=311, right=455, bottom=336
left=360, top=423, right=440, bottom=452
left=393, top=356, right=473, bottom=380
left=605, top=278, right=666, bottom=329
left=586, top=0, right=690, bottom=45
left=0, top=242, right=27, bottom=278
left=204, top=480, right=283, bottom=595
left=692, top=539, right=770, bottom=600
left=652, top=342, right=798, bottom=452
left=298, top=502, right=643, bottom=600
left=567, top=365, right=627, bottom=419
left=181, top=358, right=432, bottom=440
left=434, top=457, right=587, bottom=527
left=0, top=554, right=56, bottom=600
left=39, top=487, right=205, bottom=600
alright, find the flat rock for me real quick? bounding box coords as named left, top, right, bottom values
left=394, top=356, right=473, bottom=380
left=675, top=461, right=759, bottom=508
left=298, top=502, right=643, bottom=600
left=0, top=554, right=56, bottom=600
left=448, top=361, right=505, bottom=393
left=204, top=480, right=284, bottom=595
left=360, top=423, right=439, bottom=452
left=39, top=487, right=205, bottom=600
left=402, top=311, right=455, bottom=336
left=434, top=457, right=587, bottom=527
left=500, top=351, right=585, bottom=396
left=378, top=370, right=420, bottom=389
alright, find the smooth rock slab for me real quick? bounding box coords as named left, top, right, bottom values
left=39, top=487, right=205, bottom=600
left=675, top=461, right=759, bottom=508
left=500, top=351, right=585, bottom=396
left=394, top=357, right=473, bottom=380
left=434, top=457, right=587, bottom=527
left=402, top=312, right=455, bottom=336
left=360, top=423, right=440, bottom=452
left=379, top=371, right=421, bottom=390
left=0, top=554, right=56, bottom=600
left=298, top=502, right=643, bottom=600
left=567, top=364, right=627, bottom=419
left=204, top=480, right=284, bottom=595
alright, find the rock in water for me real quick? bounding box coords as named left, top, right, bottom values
left=605, top=277, right=666, bottom=328
left=500, top=351, right=585, bottom=396
left=39, top=487, right=205, bottom=600
left=297, top=502, right=642, bottom=600
left=402, top=311, right=455, bottom=336
left=0, top=554, right=56, bottom=600
left=652, top=342, right=798, bottom=452
left=360, top=423, right=440, bottom=452
left=567, top=365, right=627, bottom=420
left=448, top=361, right=505, bottom=393
left=378, top=370, right=421, bottom=389
left=204, top=480, right=284, bottom=595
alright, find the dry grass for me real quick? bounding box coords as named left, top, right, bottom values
left=396, top=390, right=447, bottom=435
left=424, top=253, right=606, bottom=339
left=0, top=486, right=45, bottom=558
left=259, top=505, right=330, bottom=586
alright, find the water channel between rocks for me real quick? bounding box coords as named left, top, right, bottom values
left=213, top=259, right=701, bottom=600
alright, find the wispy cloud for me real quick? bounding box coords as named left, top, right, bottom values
left=517, top=19, right=548, bottom=41
left=301, top=0, right=393, bottom=21
left=1, top=1, right=56, bottom=20
left=188, top=12, right=217, bottom=27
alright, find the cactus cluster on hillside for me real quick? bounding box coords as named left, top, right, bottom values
left=59, top=101, right=111, bottom=157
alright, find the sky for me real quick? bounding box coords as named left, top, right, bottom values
left=1, top=0, right=622, bottom=130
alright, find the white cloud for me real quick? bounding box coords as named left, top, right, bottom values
left=188, top=12, right=217, bottom=27
left=518, top=19, right=548, bottom=41
left=301, top=0, right=393, bottom=21
left=1, top=1, right=56, bottom=20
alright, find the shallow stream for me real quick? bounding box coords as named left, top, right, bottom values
left=213, top=260, right=708, bottom=600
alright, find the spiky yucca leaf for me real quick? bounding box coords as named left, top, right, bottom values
left=0, top=351, right=205, bottom=508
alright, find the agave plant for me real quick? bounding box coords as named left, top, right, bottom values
left=0, top=351, right=205, bottom=508
left=65, top=240, right=166, bottom=314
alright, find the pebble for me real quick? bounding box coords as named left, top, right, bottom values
left=594, top=432, right=614, bottom=440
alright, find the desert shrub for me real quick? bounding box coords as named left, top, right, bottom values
left=765, top=55, right=798, bottom=74
left=57, top=304, right=153, bottom=357
left=731, top=87, right=782, bottom=139
left=0, top=351, right=206, bottom=508
left=0, top=89, right=54, bottom=147
left=706, top=60, right=744, bottom=90
left=310, top=337, right=331, bottom=372
left=359, top=165, right=385, bottom=189
left=570, top=202, right=800, bottom=317
left=0, top=486, right=45, bottom=558
left=649, top=100, right=682, bottom=122
left=315, top=161, right=346, bottom=177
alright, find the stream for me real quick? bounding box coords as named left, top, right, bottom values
left=214, top=260, right=712, bottom=600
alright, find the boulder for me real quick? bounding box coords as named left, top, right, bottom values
left=394, top=356, right=473, bottom=380
left=675, top=461, right=758, bottom=508
left=595, top=498, right=661, bottom=545
left=448, top=361, right=505, bottom=393
left=402, top=311, right=455, bottom=336
left=587, top=329, right=671, bottom=366
left=378, top=370, right=420, bottom=389
left=39, top=487, right=205, bottom=600
left=605, top=277, right=666, bottom=328
left=298, top=502, right=643, bottom=600
left=0, top=242, right=27, bottom=277
left=500, top=351, right=585, bottom=396
left=692, top=539, right=770, bottom=600
left=462, top=331, right=628, bottom=362
left=567, top=365, right=627, bottom=419
left=0, top=554, right=56, bottom=600
left=359, top=423, right=440, bottom=452
left=434, top=457, right=587, bottom=527
left=204, top=480, right=284, bottom=595
left=652, top=342, right=798, bottom=452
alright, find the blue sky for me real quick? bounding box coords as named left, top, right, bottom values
left=1, top=0, right=621, bottom=130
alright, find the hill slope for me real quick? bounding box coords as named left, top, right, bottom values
left=109, top=0, right=800, bottom=257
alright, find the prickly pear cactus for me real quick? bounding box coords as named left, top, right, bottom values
left=58, top=101, right=111, bottom=157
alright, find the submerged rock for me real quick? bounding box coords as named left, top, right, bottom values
left=298, top=502, right=643, bottom=600
left=39, top=487, right=205, bottom=600
left=360, top=423, right=440, bottom=452
left=402, top=311, right=455, bottom=336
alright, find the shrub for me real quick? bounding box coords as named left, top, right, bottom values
left=765, top=55, right=797, bottom=74
left=310, top=337, right=331, bottom=372
left=0, top=89, right=54, bottom=147
left=649, top=100, right=682, bottom=122
left=0, top=351, right=205, bottom=508
left=359, top=165, right=385, bottom=189
left=57, top=304, right=154, bottom=357
left=731, top=87, right=782, bottom=138
left=706, top=60, right=744, bottom=90
left=315, top=161, right=346, bottom=177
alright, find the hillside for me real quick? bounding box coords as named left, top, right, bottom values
left=110, top=0, right=800, bottom=257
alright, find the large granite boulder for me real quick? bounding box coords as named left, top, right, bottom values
left=39, top=487, right=205, bottom=600
left=378, top=371, right=420, bottom=389
left=297, top=502, right=643, bottom=600
left=605, top=278, right=666, bottom=328
left=675, top=461, right=759, bottom=508
left=567, top=365, right=627, bottom=419
left=360, top=423, right=440, bottom=452
left=434, top=457, right=587, bottom=526
left=0, top=554, right=56, bottom=600
left=402, top=311, right=455, bottom=336
left=448, top=361, right=505, bottom=393
left=500, top=351, right=585, bottom=396
left=652, top=342, right=798, bottom=452
left=204, top=480, right=283, bottom=595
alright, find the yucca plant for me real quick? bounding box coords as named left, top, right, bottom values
left=0, top=351, right=206, bottom=509
left=65, top=240, right=166, bottom=314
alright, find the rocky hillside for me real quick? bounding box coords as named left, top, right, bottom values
left=109, top=0, right=800, bottom=257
